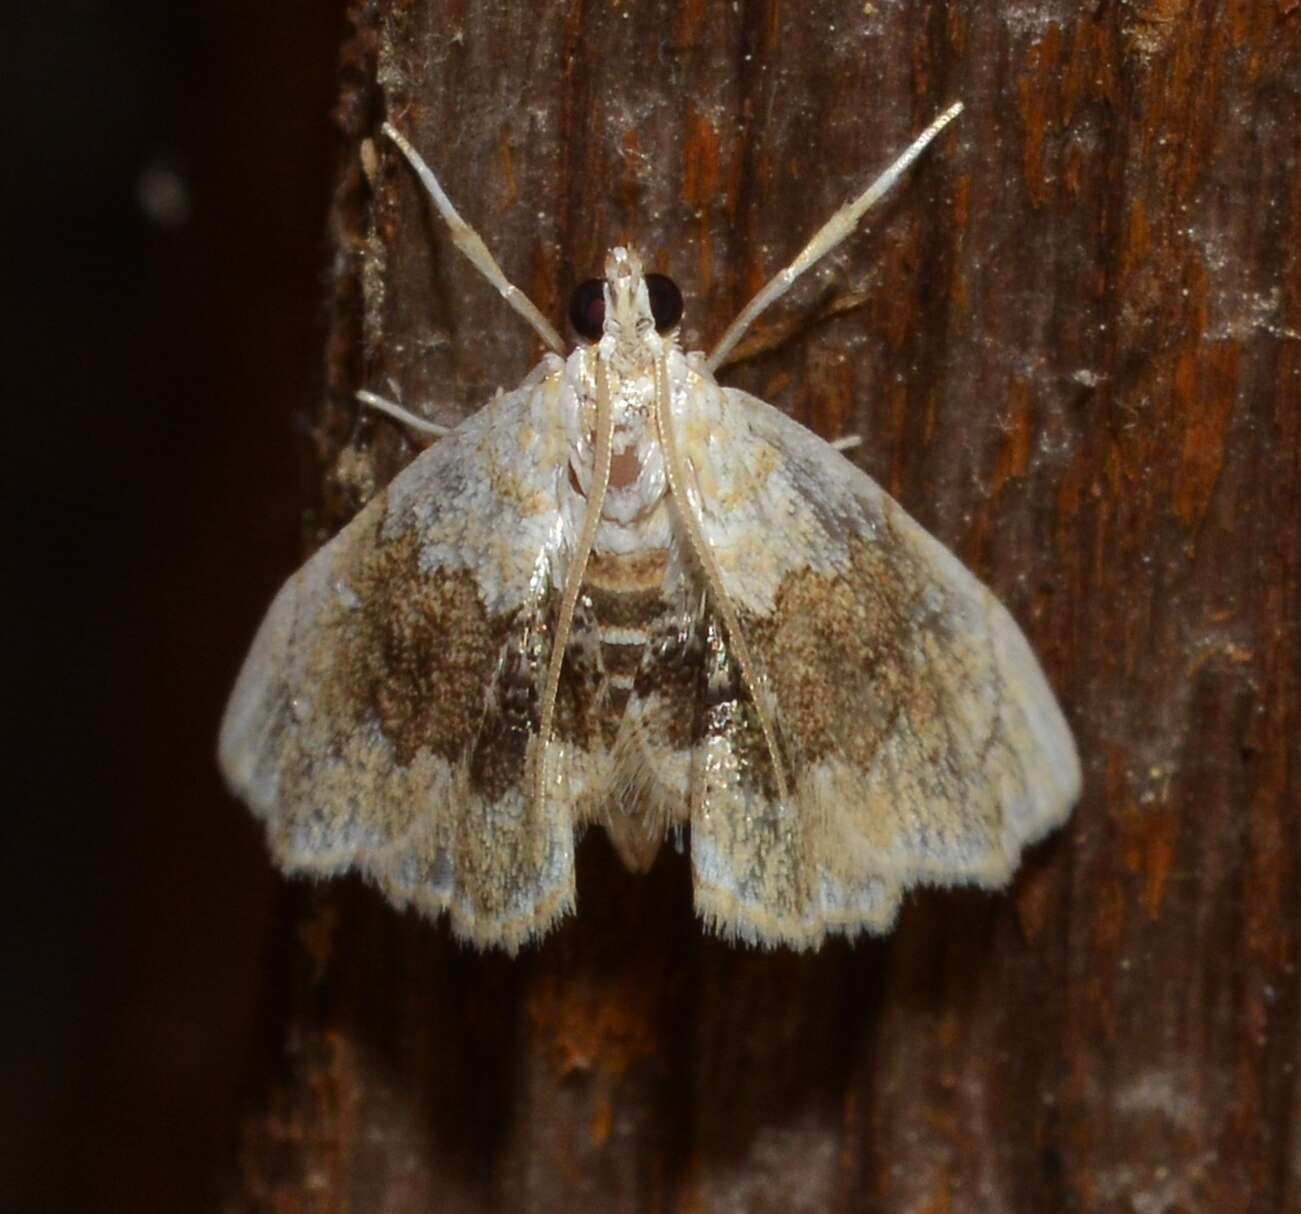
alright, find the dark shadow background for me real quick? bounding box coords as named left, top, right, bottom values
left=3, top=5, right=345, bottom=1210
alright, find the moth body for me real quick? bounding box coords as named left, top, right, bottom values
left=219, top=104, right=1081, bottom=951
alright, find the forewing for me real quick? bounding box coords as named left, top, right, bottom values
left=219, top=371, right=582, bottom=951
left=682, top=387, right=1081, bottom=948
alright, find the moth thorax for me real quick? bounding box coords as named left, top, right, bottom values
left=606, top=372, right=657, bottom=492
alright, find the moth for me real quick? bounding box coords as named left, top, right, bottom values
left=220, top=102, right=1081, bottom=952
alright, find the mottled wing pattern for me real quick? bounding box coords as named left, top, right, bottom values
left=219, top=369, right=586, bottom=951
left=680, top=388, right=1081, bottom=948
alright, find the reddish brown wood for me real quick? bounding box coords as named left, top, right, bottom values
left=231, top=2, right=1300, bottom=1210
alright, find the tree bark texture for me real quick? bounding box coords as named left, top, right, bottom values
left=232, top=2, right=1299, bottom=1210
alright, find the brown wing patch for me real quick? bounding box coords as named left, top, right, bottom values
left=466, top=608, right=549, bottom=806
left=234, top=486, right=549, bottom=857
left=745, top=525, right=962, bottom=772
left=743, top=524, right=1010, bottom=857
left=218, top=377, right=595, bottom=950
left=338, top=513, right=516, bottom=768
left=681, top=391, right=1079, bottom=946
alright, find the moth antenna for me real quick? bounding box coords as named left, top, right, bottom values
left=706, top=101, right=963, bottom=372
left=534, top=356, right=616, bottom=816
left=653, top=356, right=791, bottom=805
left=356, top=389, right=451, bottom=437
left=380, top=122, right=566, bottom=356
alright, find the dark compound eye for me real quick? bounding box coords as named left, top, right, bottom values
left=568, top=279, right=605, bottom=340
left=646, top=273, right=684, bottom=333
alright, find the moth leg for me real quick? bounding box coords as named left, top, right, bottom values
left=653, top=356, right=791, bottom=805
left=706, top=101, right=963, bottom=371
left=356, top=389, right=451, bottom=439
left=829, top=434, right=862, bottom=453
left=533, top=356, right=616, bottom=815
left=380, top=122, right=566, bottom=356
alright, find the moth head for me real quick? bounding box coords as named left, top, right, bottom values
left=568, top=247, right=683, bottom=365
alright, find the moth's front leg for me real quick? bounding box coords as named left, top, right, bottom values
left=356, top=388, right=451, bottom=440
left=358, top=355, right=568, bottom=446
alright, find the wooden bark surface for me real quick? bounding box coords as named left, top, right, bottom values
left=232, top=2, right=1300, bottom=1210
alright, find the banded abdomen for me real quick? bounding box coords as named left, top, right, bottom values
left=582, top=548, right=673, bottom=726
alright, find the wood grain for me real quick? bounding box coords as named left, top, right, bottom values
left=231, top=2, right=1300, bottom=1210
